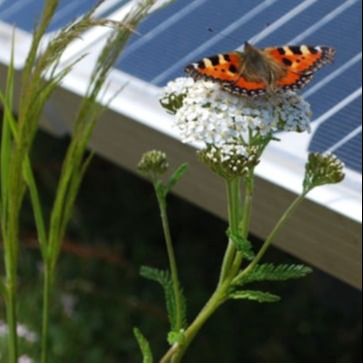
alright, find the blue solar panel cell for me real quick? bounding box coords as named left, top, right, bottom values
left=0, top=0, right=128, bottom=33
left=335, top=132, right=362, bottom=172
left=309, top=95, right=362, bottom=171
left=306, top=60, right=362, bottom=115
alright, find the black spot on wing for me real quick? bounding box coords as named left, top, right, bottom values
left=277, top=48, right=286, bottom=55
left=209, top=56, right=220, bottom=66
left=282, top=57, right=293, bottom=66
left=229, top=64, right=238, bottom=74
left=288, top=46, right=303, bottom=55
left=198, top=61, right=206, bottom=69
left=223, top=54, right=231, bottom=62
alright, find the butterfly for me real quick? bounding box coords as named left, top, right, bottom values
left=185, top=42, right=335, bottom=96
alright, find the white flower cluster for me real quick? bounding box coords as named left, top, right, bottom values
left=161, top=78, right=312, bottom=148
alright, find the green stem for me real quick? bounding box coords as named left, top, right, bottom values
left=6, top=280, right=18, bottom=363
left=230, top=173, right=254, bottom=277
left=156, top=187, right=183, bottom=331
left=41, top=263, right=53, bottom=363
left=234, top=191, right=308, bottom=283
left=160, top=282, right=228, bottom=363
left=219, top=178, right=241, bottom=284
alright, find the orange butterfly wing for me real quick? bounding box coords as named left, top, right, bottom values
left=264, top=46, right=335, bottom=90
left=185, top=52, right=267, bottom=95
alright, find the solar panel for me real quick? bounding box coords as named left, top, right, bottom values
left=0, top=0, right=129, bottom=33
left=114, top=0, right=362, bottom=174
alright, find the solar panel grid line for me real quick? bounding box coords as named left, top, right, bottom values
left=303, top=52, right=362, bottom=99
left=244, top=0, right=319, bottom=48
left=287, top=0, right=359, bottom=44
left=121, top=0, right=209, bottom=59
left=149, top=0, right=279, bottom=85
left=327, top=125, right=362, bottom=154
left=311, top=87, right=362, bottom=133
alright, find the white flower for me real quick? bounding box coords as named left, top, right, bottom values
left=161, top=78, right=312, bottom=149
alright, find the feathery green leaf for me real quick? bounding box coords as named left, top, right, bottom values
left=140, top=266, right=187, bottom=331
left=229, top=290, right=281, bottom=303
left=235, top=264, right=313, bottom=286
left=134, top=328, right=153, bottom=363
left=227, top=230, right=255, bottom=261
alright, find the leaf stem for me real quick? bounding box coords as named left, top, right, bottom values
left=156, top=186, right=184, bottom=332
left=234, top=191, right=308, bottom=283
left=41, top=264, right=53, bottom=363
left=230, top=172, right=254, bottom=277
left=160, top=282, right=228, bottom=363
left=219, top=178, right=241, bottom=284
left=5, top=280, right=18, bottom=363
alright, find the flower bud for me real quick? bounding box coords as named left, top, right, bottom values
left=138, top=150, right=169, bottom=180
left=198, top=145, right=260, bottom=180
left=303, top=152, right=345, bottom=191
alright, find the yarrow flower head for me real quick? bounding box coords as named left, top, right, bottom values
left=303, top=152, right=345, bottom=191
left=198, top=145, right=260, bottom=180
left=160, top=78, right=312, bottom=179
left=138, top=150, right=169, bottom=182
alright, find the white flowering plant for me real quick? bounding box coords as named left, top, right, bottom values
left=136, top=77, right=345, bottom=363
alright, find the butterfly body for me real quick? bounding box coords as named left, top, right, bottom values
left=185, top=42, right=335, bottom=96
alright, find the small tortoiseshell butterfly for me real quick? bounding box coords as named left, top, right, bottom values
left=185, top=42, right=335, bottom=96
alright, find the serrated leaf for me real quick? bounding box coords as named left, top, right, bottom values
left=165, top=163, right=188, bottom=195
left=227, top=230, right=255, bottom=261
left=235, top=264, right=313, bottom=286
left=230, top=290, right=281, bottom=303
left=140, top=266, right=187, bottom=331
left=134, top=328, right=153, bottom=363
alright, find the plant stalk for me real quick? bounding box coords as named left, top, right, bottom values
left=41, top=263, right=53, bottom=363
left=6, top=280, right=18, bottom=363
left=156, top=188, right=184, bottom=332
left=160, top=282, right=228, bottom=363
left=235, top=191, right=308, bottom=283
left=219, top=178, right=241, bottom=284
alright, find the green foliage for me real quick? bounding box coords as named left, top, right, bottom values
left=134, top=328, right=154, bottom=363
left=235, top=264, right=313, bottom=286
left=140, top=267, right=187, bottom=333
left=227, top=230, right=255, bottom=261
left=229, top=290, right=281, bottom=303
